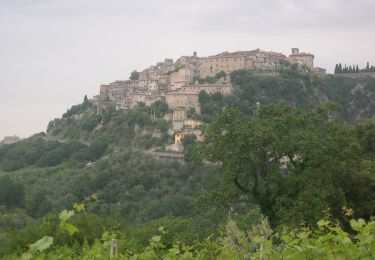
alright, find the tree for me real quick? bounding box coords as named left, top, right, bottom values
left=214, top=71, right=226, bottom=80
left=198, top=90, right=209, bottom=104
left=130, top=70, right=140, bottom=80
left=182, top=134, right=198, bottom=163
left=150, top=100, right=169, bottom=117
left=334, top=64, right=339, bottom=74
left=366, top=62, right=370, bottom=71
left=26, top=191, right=52, bottom=218
left=201, top=103, right=371, bottom=227
left=87, top=137, right=109, bottom=160
left=0, top=176, right=24, bottom=208
left=186, top=107, right=196, bottom=118
left=355, top=119, right=375, bottom=158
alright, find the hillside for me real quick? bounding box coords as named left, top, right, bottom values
left=200, top=65, right=375, bottom=123
left=0, top=67, right=374, bottom=258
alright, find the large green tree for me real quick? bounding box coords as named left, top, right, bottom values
left=201, top=103, right=375, bottom=227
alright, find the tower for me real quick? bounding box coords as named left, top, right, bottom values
left=291, top=48, right=299, bottom=55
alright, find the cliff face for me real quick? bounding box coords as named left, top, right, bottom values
left=322, top=76, right=375, bottom=124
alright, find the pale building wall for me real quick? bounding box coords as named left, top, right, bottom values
left=173, top=110, right=186, bottom=121
left=165, top=92, right=199, bottom=112
left=180, top=83, right=232, bottom=96
left=100, top=84, right=109, bottom=94
left=288, top=48, right=314, bottom=69
left=147, top=81, right=158, bottom=91
left=199, top=56, right=246, bottom=78
left=130, top=93, right=147, bottom=108
left=139, top=70, right=149, bottom=80
left=313, top=67, right=326, bottom=77
left=170, top=67, right=194, bottom=89
left=183, top=119, right=202, bottom=129
left=199, top=50, right=285, bottom=78
left=137, top=80, right=148, bottom=88
left=289, top=55, right=314, bottom=69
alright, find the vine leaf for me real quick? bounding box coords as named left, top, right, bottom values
left=59, top=210, right=74, bottom=223
left=29, top=236, right=53, bottom=253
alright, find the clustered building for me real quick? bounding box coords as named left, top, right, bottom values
left=92, top=48, right=324, bottom=151
left=0, top=135, right=21, bottom=145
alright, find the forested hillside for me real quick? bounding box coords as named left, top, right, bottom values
left=0, top=66, right=374, bottom=259
left=200, top=64, right=375, bottom=123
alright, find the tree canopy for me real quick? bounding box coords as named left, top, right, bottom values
left=201, top=103, right=375, bottom=227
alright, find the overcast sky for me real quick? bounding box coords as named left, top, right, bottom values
left=1, top=0, right=374, bottom=139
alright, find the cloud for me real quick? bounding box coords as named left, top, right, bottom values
left=1, top=0, right=374, bottom=33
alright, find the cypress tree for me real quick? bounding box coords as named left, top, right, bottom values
left=366, top=62, right=370, bottom=71
left=349, top=65, right=353, bottom=73
left=334, top=64, right=338, bottom=74
left=338, top=63, right=342, bottom=74
left=356, top=65, right=359, bottom=73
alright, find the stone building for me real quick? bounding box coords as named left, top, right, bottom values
left=198, top=49, right=286, bottom=78
left=100, top=84, right=109, bottom=95
left=172, top=109, right=186, bottom=121
left=180, top=83, right=232, bottom=96
left=288, top=48, right=314, bottom=70
left=313, top=67, right=326, bottom=77
left=94, top=47, right=324, bottom=113
left=171, top=109, right=186, bottom=130
left=165, top=92, right=200, bottom=113
left=107, top=81, right=130, bottom=105
left=1, top=135, right=21, bottom=144
left=170, top=67, right=194, bottom=90
left=157, top=75, right=170, bottom=89
left=175, top=51, right=200, bottom=77
left=183, top=119, right=202, bottom=130
left=145, top=95, right=165, bottom=106
left=139, top=70, right=149, bottom=81
left=199, top=52, right=246, bottom=77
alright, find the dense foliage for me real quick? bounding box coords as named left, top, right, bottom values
left=201, top=103, right=375, bottom=228
left=0, top=135, right=90, bottom=171
left=3, top=207, right=375, bottom=259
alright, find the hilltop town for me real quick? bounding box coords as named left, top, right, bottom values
left=92, top=48, right=325, bottom=151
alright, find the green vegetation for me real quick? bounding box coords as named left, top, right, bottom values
left=0, top=176, right=24, bottom=209
left=198, top=71, right=227, bottom=84
left=202, top=103, right=375, bottom=228
left=335, top=62, right=375, bottom=74
left=0, top=135, right=90, bottom=171
left=129, top=70, right=140, bottom=80
left=198, top=65, right=375, bottom=124
left=0, top=66, right=374, bottom=258
left=3, top=204, right=375, bottom=258
left=150, top=100, right=169, bottom=117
